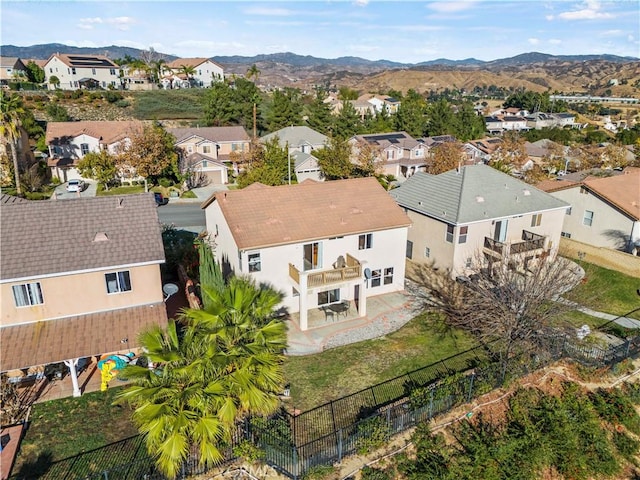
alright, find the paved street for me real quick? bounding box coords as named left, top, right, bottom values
left=157, top=203, right=206, bottom=232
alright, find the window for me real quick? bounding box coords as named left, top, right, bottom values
left=424, top=247, right=430, bottom=258
left=358, top=233, right=373, bottom=250
left=80, top=143, right=89, bottom=155
left=110, top=68, right=116, bottom=75
left=531, top=214, right=542, bottom=227
left=580, top=186, right=588, bottom=194
left=371, top=269, right=382, bottom=287
left=406, top=240, right=413, bottom=259
left=202, top=145, right=211, bottom=154
left=465, top=257, right=472, bottom=268
left=583, top=210, right=594, bottom=227
left=566, top=207, right=572, bottom=215
left=415, top=148, right=424, bottom=157
left=248, top=252, right=261, bottom=272
left=383, top=267, right=394, bottom=285
left=386, top=150, right=395, bottom=160
left=318, top=288, right=339, bottom=305
left=92, top=68, right=96, bottom=75
left=71, top=68, right=76, bottom=75
left=105, top=271, right=132, bottom=294
left=12, top=282, right=43, bottom=307
left=446, top=225, right=454, bottom=243
left=303, top=242, right=322, bottom=271
left=202, top=160, right=208, bottom=168
left=458, top=226, right=468, bottom=244
left=187, top=145, right=194, bottom=153
left=561, top=232, right=572, bottom=238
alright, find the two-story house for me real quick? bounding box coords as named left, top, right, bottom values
left=390, top=164, right=569, bottom=277
left=202, top=178, right=412, bottom=331
left=350, top=131, right=427, bottom=181
left=165, top=58, right=224, bottom=88
left=169, top=126, right=251, bottom=185
left=260, top=126, right=329, bottom=182
left=0, top=194, right=167, bottom=396
left=0, top=57, right=27, bottom=85
left=46, top=120, right=144, bottom=182
left=43, top=53, right=119, bottom=90
left=538, top=168, right=640, bottom=254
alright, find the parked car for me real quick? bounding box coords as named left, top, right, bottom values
left=66, top=179, right=85, bottom=192
left=154, top=192, right=169, bottom=206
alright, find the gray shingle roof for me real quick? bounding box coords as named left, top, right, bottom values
left=1, top=194, right=165, bottom=281
left=260, top=126, right=328, bottom=149
left=390, top=165, right=569, bottom=224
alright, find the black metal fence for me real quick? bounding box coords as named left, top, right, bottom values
left=11, top=333, right=640, bottom=480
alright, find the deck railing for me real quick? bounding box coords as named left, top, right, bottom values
left=289, top=254, right=362, bottom=289
left=484, top=230, right=546, bottom=256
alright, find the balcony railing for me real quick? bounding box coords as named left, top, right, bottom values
left=289, top=253, right=362, bottom=289
left=484, top=230, right=546, bottom=257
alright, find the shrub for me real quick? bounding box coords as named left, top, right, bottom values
left=50, top=176, right=61, bottom=185
left=115, top=99, right=130, bottom=108
left=301, top=464, right=337, bottom=480
left=24, top=191, right=51, bottom=200
left=103, top=91, right=123, bottom=103
left=181, top=190, right=197, bottom=198
left=158, top=177, right=173, bottom=188
left=612, top=430, right=640, bottom=459
left=361, top=466, right=391, bottom=480
left=355, top=416, right=390, bottom=455
left=232, top=440, right=265, bottom=464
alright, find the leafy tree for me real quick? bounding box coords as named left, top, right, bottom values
left=77, top=150, right=117, bottom=189
left=394, top=89, right=427, bottom=138
left=116, top=123, right=178, bottom=191
left=316, top=136, right=353, bottom=179
left=338, top=86, right=359, bottom=101
left=265, top=88, right=303, bottom=131
left=364, top=105, right=394, bottom=133
left=428, top=141, right=464, bottom=174
left=178, top=64, right=197, bottom=86
left=333, top=101, right=361, bottom=139
left=0, top=92, right=24, bottom=194
left=426, top=99, right=455, bottom=136
left=46, top=103, right=71, bottom=121
left=352, top=139, right=383, bottom=177
left=151, top=59, right=167, bottom=83
left=203, top=82, right=236, bottom=127
left=232, top=78, right=262, bottom=133
left=117, top=275, right=287, bottom=479
left=49, top=75, right=60, bottom=88
left=453, top=101, right=485, bottom=141
left=489, top=132, right=528, bottom=171
left=237, top=137, right=292, bottom=188
left=306, top=89, right=334, bottom=135
left=25, top=61, right=45, bottom=84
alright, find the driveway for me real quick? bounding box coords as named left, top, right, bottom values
left=52, top=180, right=97, bottom=200
left=169, top=184, right=229, bottom=204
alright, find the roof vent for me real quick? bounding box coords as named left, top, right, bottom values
left=418, top=201, right=423, bottom=206
left=93, top=232, right=109, bottom=242
left=476, top=196, right=485, bottom=203
left=523, top=189, right=531, bottom=196
left=116, top=198, right=124, bottom=208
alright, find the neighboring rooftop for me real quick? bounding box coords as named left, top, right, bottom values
left=168, top=126, right=250, bottom=144
left=203, top=177, right=411, bottom=250
left=390, top=164, right=569, bottom=224
left=582, top=167, right=640, bottom=220
left=1, top=194, right=165, bottom=281
left=45, top=120, right=143, bottom=145
left=166, top=57, right=222, bottom=69
left=47, top=53, right=118, bottom=69
left=260, top=126, right=328, bottom=149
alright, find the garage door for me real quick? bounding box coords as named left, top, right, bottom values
left=204, top=170, right=223, bottom=184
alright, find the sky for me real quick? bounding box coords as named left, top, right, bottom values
left=1, top=0, right=638, bottom=63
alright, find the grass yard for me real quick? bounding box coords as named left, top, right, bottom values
left=13, top=388, right=137, bottom=475
left=563, top=261, right=640, bottom=319
left=283, top=314, right=480, bottom=411
left=96, top=184, right=146, bottom=196
left=131, top=89, right=207, bottom=120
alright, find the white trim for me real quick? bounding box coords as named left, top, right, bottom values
left=0, top=260, right=163, bottom=284
left=0, top=301, right=165, bottom=328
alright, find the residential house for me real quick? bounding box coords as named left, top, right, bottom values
left=351, top=94, right=401, bottom=119
left=165, top=58, right=224, bottom=88
left=43, top=53, right=119, bottom=90
left=169, top=126, right=251, bottom=184
left=0, top=194, right=167, bottom=396
left=390, top=164, right=569, bottom=277
left=537, top=168, right=640, bottom=254
left=525, top=112, right=576, bottom=130
left=46, top=120, right=143, bottom=182
left=350, top=131, right=427, bottom=181
left=202, top=178, right=412, bottom=331
left=260, top=126, right=329, bottom=182
left=463, top=137, right=503, bottom=164
left=485, top=115, right=530, bottom=134
left=0, top=57, right=27, bottom=84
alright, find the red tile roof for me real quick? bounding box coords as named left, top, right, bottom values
left=203, top=177, right=412, bottom=250
left=45, top=120, right=144, bottom=145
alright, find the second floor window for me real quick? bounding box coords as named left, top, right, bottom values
left=583, top=210, right=594, bottom=227
left=248, top=252, right=261, bottom=272
left=105, top=271, right=131, bottom=294
left=12, top=282, right=44, bottom=307
left=202, top=145, right=211, bottom=154
left=458, top=226, right=468, bottom=244
left=446, top=225, right=454, bottom=243
left=359, top=233, right=373, bottom=250
left=384, top=267, right=394, bottom=285
left=531, top=214, right=542, bottom=227
left=80, top=143, right=89, bottom=155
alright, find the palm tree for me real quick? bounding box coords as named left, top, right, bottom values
left=246, top=64, right=261, bottom=84
left=0, top=92, right=25, bottom=195
left=151, top=59, right=167, bottom=83
left=117, top=276, right=287, bottom=479
left=178, top=64, right=197, bottom=87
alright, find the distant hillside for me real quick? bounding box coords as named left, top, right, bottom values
left=0, top=43, right=178, bottom=62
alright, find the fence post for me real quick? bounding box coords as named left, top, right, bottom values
left=467, top=371, right=475, bottom=403
left=337, top=428, right=343, bottom=463
left=102, top=471, right=109, bottom=480
left=625, top=340, right=631, bottom=358
left=293, top=446, right=299, bottom=480
left=429, top=387, right=434, bottom=419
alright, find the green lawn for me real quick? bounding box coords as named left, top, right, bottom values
left=130, top=89, right=207, bottom=120
left=13, top=387, right=137, bottom=474
left=96, top=184, right=146, bottom=196
left=283, top=314, right=480, bottom=411
left=563, top=261, right=640, bottom=319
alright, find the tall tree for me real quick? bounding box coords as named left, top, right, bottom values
left=178, top=64, right=197, bottom=86
left=76, top=150, right=117, bottom=189
left=117, top=276, right=287, bottom=479
left=245, top=64, right=261, bottom=84
left=25, top=61, right=45, bottom=84
left=453, top=101, right=485, bottom=141
left=394, top=89, right=427, bottom=138
left=117, top=124, right=178, bottom=191
left=306, top=89, right=334, bottom=135
left=0, top=92, right=24, bottom=194
left=265, top=88, right=303, bottom=131
left=315, top=136, right=353, bottom=179
left=426, top=99, right=455, bottom=137
left=490, top=132, right=528, bottom=171
left=204, top=82, right=236, bottom=127
left=352, top=139, right=383, bottom=177
left=428, top=141, right=464, bottom=175
left=237, top=137, right=292, bottom=188
left=333, top=101, right=361, bottom=139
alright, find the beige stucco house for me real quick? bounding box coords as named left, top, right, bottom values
left=202, top=178, right=412, bottom=331
left=0, top=194, right=167, bottom=396
left=390, top=164, right=569, bottom=277
left=43, top=53, right=120, bottom=90
left=538, top=168, right=640, bottom=254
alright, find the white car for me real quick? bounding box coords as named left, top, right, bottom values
left=66, top=179, right=85, bottom=192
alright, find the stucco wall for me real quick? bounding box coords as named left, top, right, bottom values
left=559, top=237, right=640, bottom=278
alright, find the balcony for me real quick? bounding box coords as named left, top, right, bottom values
left=484, top=230, right=546, bottom=258
left=289, top=253, right=362, bottom=289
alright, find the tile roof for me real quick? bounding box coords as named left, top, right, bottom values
left=582, top=168, right=640, bottom=220
left=45, top=120, right=144, bottom=145
left=166, top=57, right=222, bottom=69
left=203, top=177, right=411, bottom=250
left=0, top=303, right=168, bottom=371
left=169, top=126, right=250, bottom=144
left=0, top=194, right=29, bottom=205
left=390, top=164, right=569, bottom=224
left=260, top=126, right=329, bottom=149
left=536, top=178, right=578, bottom=193
left=1, top=194, right=165, bottom=281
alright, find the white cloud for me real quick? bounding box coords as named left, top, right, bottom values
left=78, top=16, right=135, bottom=31
left=528, top=38, right=540, bottom=45
left=427, top=1, right=478, bottom=13
left=548, top=39, right=562, bottom=45
left=545, top=14, right=555, bottom=20
left=243, top=7, right=296, bottom=16
left=599, top=29, right=624, bottom=37
left=557, top=0, right=614, bottom=20
left=353, top=0, right=369, bottom=6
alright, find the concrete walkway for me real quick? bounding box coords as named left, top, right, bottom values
left=168, top=184, right=229, bottom=204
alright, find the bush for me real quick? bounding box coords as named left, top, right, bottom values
left=301, top=465, right=337, bottom=480
left=24, top=191, right=51, bottom=200
left=355, top=416, right=391, bottom=455
left=158, top=177, right=174, bottom=188
left=360, top=466, right=391, bottom=480
left=51, top=176, right=61, bottom=185
left=232, top=441, right=265, bottom=464
left=181, top=190, right=197, bottom=198
left=103, top=91, right=123, bottom=103
left=115, top=99, right=130, bottom=108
